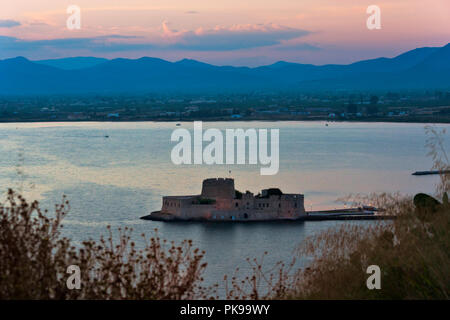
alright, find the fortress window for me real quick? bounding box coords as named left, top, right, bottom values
left=243, top=213, right=248, bottom=219
left=294, top=203, right=297, bottom=208
left=279, top=203, right=281, bottom=208
left=235, top=202, right=238, bottom=207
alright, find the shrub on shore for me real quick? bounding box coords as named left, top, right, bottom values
left=1, top=126, right=448, bottom=300
left=0, top=190, right=209, bottom=299
left=225, top=127, right=450, bottom=300
left=224, top=193, right=449, bottom=300
left=288, top=197, right=449, bottom=299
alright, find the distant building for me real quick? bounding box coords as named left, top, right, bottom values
left=185, top=106, right=199, bottom=112
left=159, top=112, right=176, bottom=117
left=67, top=112, right=89, bottom=120
left=147, top=178, right=306, bottom=221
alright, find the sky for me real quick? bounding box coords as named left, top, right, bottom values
left=0, top=0, right=449, bottom=66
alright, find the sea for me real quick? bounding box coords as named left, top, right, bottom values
left=0, top=121, right=447, bottom=294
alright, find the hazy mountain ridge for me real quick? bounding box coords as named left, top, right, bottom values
left=33, top=57, right=109, bottom=70
left=1, top=44, right=449, bottom=94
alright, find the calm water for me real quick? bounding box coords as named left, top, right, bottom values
left=0, top=121, right=447, bottom=292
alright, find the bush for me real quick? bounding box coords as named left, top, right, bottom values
left=287, top=200, right=449, bottom=299
left=224, top=192, right=449, bottom=300
left=225, top=127, right=450, bottom=300
left=1, top=126, right=448, bottom=300
left=0, top=190, right=210, bottom=299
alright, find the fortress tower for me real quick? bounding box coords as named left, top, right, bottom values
left=148, top=177, right=307, bottom=221
left=201, top=178, right=235, bottom=199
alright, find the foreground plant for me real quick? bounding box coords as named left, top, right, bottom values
left=226, top=127, right=450, bottom=300
left=290, top=200, right=449, bottom=299
left=0, top=190, right=209, bottom=299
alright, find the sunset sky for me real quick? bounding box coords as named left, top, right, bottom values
left=1, top=0, right=449, bottom=66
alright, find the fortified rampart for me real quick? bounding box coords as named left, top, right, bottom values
left=201, top=178, right=235, bottom=199
left=157, top=178, right=306, bottom=221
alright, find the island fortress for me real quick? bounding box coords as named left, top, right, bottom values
left=143, top=178, right=306, bottom=221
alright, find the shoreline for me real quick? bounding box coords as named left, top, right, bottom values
left=140, top=213, right=395, bottom=223
left=1, top=117, right=449, bottom=124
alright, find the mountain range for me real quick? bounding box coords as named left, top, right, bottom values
left=1, top=43, right=449, bottom=94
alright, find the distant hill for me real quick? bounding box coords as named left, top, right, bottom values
left=33, top=57, right=108, bottom=70
left=1, top=44, right=449, bottom=94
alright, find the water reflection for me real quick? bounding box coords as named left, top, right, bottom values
left=0, top=121, right=447, bottom=292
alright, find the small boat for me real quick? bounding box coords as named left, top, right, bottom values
left=176, top=123, right=181, bottom=126
left=307, top=206, right=378, bottom=217
left=412, top=170, right=450, bottom=176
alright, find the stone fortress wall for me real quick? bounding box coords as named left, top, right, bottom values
left=201, top=178, right=235, bottom=200
left=160, top=178, right=306, bottom=221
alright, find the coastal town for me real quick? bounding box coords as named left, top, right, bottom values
left=1, top=91, right=450, bottom=123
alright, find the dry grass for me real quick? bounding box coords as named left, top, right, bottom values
left=224, top=253, right=296, bottom=299
left=286, top=202, right=449, bottom=299
left=0, top=190, right=211, bottom=299
left=225, top=195, right=449, bottom=300
left=225, top=127, right=450, bottom=300
left=1, top=126, right=449, bottom=300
